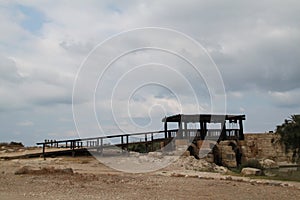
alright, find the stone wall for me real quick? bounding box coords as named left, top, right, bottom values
left=173, top=133, right=294, bottom=167
left=240, top=133, right=293, bottom=162
left=217, top=141, right=237, bottom=168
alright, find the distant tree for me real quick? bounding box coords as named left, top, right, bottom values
left=276, top=115, right=300, bottom=162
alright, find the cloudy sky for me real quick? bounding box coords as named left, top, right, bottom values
left=1, top=1, right=300, bottom=146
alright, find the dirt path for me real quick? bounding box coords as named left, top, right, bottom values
left=0, top=156, right=300, bottom=200
left=1, top=171, right=300, bottom=200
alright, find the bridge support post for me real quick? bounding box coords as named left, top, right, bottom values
left=164, top=119, right=168, bottom=138
left=145, top=134, right=148, bottom=153
left=42, top=142, right=46, bottom=160
left=121, top=136, right=124, bottom=152
left=126, top=135, right=129, bottom=152
left=100, top=138, right=103, bottom=155
left=151, top=133, right=154, bottom=151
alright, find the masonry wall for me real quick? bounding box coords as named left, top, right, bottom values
left=239, top=133, right=293, bottom=162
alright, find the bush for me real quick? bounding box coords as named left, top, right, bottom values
left=9, top=142, right=24, bottom=147
left=0, top=142, right=24, bottom=147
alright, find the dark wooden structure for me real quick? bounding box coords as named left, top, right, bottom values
left=162, top=114, right=246, bottom=142
left=36, top=114, right=245, bottom=157
left=36, top=130, right=174, bottom=158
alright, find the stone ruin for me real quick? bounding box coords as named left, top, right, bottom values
left=176, top=133, right=294, bottom=168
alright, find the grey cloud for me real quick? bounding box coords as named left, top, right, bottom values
left=269, top=89, right=300, bottom=108
left=1, top=1, right=300, bottom=144
left=0, top=55, right=23, bottom=83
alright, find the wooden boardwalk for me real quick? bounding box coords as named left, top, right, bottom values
left=1, top=126, right=233, bottom=159
left=33, top=130, right=177, bottom=158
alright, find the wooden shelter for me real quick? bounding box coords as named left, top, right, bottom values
left=162, top=114, right=246, bottom=142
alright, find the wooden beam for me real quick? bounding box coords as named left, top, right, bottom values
left=239, top=119, right=244, bottom=140
left=164, top=119, right=168, bottom=138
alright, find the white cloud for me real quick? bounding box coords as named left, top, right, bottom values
left=269, top=89, right=300, bottom=108
left=0, top=1, right=300, bottom=144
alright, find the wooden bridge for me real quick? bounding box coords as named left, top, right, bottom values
left=36, top=130, right=176, bottom=158
left=32, top=114, right=246, bottom=158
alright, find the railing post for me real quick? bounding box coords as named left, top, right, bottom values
left=164, top=119, right=168, bottom=138
left=145, top=134, right=148, bottom=153
left=151, top=133, right=154, bottom=151
left=121, top=136, right=124, bottom=151
left=42, top=142, right=46, bottom=160
left=100, top=138, right=103, bottom=155
left=126, top=135, right=129, bottom=151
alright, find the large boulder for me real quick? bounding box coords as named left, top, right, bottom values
left=260, top=159, right=279, bottom=169
left=241, top=167, right=262, bottom=176
left=15, top=166, right=74, bottom=175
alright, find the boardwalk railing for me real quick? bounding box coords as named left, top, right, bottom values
left=36, top=129, right=177, bottom=157
left=36, top=128, right=241, bottom=157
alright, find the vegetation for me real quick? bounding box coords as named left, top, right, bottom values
left=0, top=141, right=24, bottom=147
left=127, top=141, right=162, bottom=153
left=276, top=115, right=300, bottom=163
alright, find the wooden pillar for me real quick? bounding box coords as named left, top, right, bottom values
left=200, top=121, right=205, bottom=140
left=126, top=135, right=129, bottom=151
left=42, top=143, right=45, bottom=159
left=204, top=122, right=207, bottom=138
left=145, top=134, right=148, bottom=153
left=184, top=122, right=188, bottom=140
left=178, top=121, right=183, bottom=139
left=239, top=119, right=244, bottom=140
left=100, top=138, right=103, bottom=155
left=121, top=136, right=124, bottom=150
left=151, top=133, right=154, bottom=151
left=164, top=119, right=168, bottom=138
left=221, top=121, right=226, bottom=140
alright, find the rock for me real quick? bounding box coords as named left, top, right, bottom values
left=263, top=170, right=277, bottom=177
left=7, top=149, right=15, bottom=152
left=205, top=153, right=214, bottom=163
left=15, top=166, right=74, bottom=175
left=214, top=166, right=228, bottom=174
left=15, top=166, right=32, bottom=175
left=129, top=151, right=140, bottom=157
left=260, top=159, right=279, bottom=169
left=60, top=168, right=74, bottom=174
left=182, top=151, right=190, bottom=157
left=138, top=155, right=149, bottom=162
left=241, top=167, right=262, bottom=176
left=226, top=176, right=233, bottom=180
left=148, top=152, right=163, bottom=159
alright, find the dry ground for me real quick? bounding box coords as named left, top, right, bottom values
left=0, top=156, right=300, bottom=200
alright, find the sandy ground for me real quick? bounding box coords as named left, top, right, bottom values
left=0, top=155, right=300, bottom=200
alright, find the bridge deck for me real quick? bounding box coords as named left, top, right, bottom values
left=1, top=128, right=240, bottom=159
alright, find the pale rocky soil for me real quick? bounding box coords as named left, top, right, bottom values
left=1, top=151, right=300, bottom=199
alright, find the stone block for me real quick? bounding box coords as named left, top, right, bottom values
left=175, top=139, right=188, bottom=147
left=241, top=167, right=262, bottom=176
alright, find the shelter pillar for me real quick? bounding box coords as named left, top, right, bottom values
left=164, top=118, right=168, bottom=138
left=239, top=119, right=244, bottom=140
